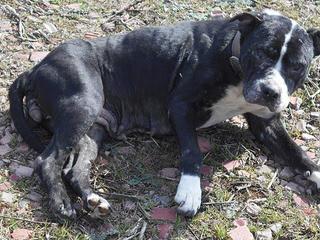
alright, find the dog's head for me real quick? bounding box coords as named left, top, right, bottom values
left=231, top=9, right=320, bottom=112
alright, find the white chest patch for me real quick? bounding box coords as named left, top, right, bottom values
left=199, top=83, right=274, bottom=129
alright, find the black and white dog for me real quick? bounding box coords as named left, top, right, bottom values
left=9, top=9, right=320, bottom=219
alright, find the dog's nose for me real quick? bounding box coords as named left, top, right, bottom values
left=262, top=86, right=279, bottom=101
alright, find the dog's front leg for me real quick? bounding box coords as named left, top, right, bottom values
left=169, top=100, right=202, bottom=216
left=244, top=113, right=320, bottom=188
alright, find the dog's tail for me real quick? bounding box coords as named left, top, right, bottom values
left=9, top=72, right=45, bottom=153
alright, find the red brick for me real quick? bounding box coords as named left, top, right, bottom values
left=157, top=224, right=173, bottom=240
left=151, top=208, right=176, bottom=222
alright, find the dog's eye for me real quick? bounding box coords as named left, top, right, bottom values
left=292, top=63, right=304, bottom=72
left=264, top=47, right=279, bottom=59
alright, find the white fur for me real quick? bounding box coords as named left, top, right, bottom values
left=308, top=171, right=320, bottom=189
left=175, top=174, right=201, bottom=215
left=199, top=83, right=273, bottom=129
left=87, top=193, right=110, bottom=218
left=255, top=20, right=297, bottom=112
left=263, top=9, right=282, bottom=16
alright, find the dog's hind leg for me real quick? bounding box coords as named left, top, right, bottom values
left=35, top=95, right=103, bottom=220
left=63, top=124, right=111, bottom=218
left=244, top=113, right=320, bottom=188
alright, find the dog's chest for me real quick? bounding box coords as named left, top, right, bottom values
left=199, top=84, right=273, bottom=129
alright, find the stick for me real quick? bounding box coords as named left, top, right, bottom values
left=104, top=0, right=143, bottom=22
left=0, top=214, right=53, bottom=225
left=138, top=221, right=147, bottom=240
left=267, top=169, right=278, bottom=190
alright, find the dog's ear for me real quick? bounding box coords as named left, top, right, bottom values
left=229, top=12, right=263, bottom=36
left=307, top=28, right=320, bottom=57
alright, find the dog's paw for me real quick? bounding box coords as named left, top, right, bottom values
left=86, top=193, right=111, bottom=218
left=50, top=191, right=76, bottom=221
left=174, top=174, right=201, bottom=217
left=308, top=171, right=320, bottom=188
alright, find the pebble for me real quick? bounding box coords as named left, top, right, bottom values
left=246, top=202, right=262, bottom=216
left=1, top=191, right=15, bottom=204
left=0, top=131, right=13, bottom=145
left=256, top=229, right=273, bottom=240
left=29, top=51, right=49, bottom=62
left=293, top=175, right=310, bottom=188
left=301, top=133, right=316, bottom=141
left=15, top=165, right=34, bottom=178
left=258, top=165, right=274, bottom=175
left=26, top=191, right=42, bottom=202
left=289, top=96, right=302, bottom=110
left=270, top=223, right=282, bottom=234
left=279, top=167, right=295, bottom=180
left=43, top=22, right=58, bottom=34
left=295, top=119, right=307, bottom=132
left=223, top=160, right=241, bottom=172
left=229, top=226, right=254, bottom=240
left=158, top=168, right=179, bottom=179
left=0, top=144, right=11, bottom=155
left=310, top=112, right=320, bottom=118
left=285, top=181, right=305, bottom=194
left=153, top=195, right=170, bottom=206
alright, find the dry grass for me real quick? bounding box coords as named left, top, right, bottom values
left=0, top=0, right=319, bottom=239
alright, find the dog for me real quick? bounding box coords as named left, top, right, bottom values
left=9, top=9, right=320, bottom=220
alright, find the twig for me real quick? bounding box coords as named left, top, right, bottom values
left=138, top=221, right=147, bottom=240
left=203, top=200, right=237, bottom=205
left=267, top=168, right=278, bottom=190
left=104, top=0, right=143, bottom=22
left=0, top=214, right=54, bottom=225
left=187, top=225, right=200, bottom=240
left=137, top=202, right=150, bottom=220
left=103, top=192, right=143, bottom=201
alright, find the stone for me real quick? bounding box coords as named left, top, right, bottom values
left=229, top=226, right=254, bottom=240
left=17, top=143, right=29, bottom=152
left=153, top=195, right=170, bottom=206
left=279, top=167, right=295, bottom=180
left=257, top=155, right=268, bottom=164
left=270, top=223, right=282, bottom=234
left=26, top=191, right=42, bottom=202
left=289, top=96, right=302, bottom=110
left=29, top=51, right=49, bottom=62
left=306, top=151, right=316, bottom=159
left=1, top=191, right=15, bottom=204
left=233, top=218, right=248, bottom=227
left=201, top=180, right=211, bottom=190
left=223, top=160, right=241, bottom=172
left=157, top=224, right=173, bottom=240
left=0, top=131, right=13, bottom=144
left=285, top=181, right=305, bottom=194
left=246, top=202, right=262, bottom=216
left=15, top=165, right=33, bottom=178
left=123, top=200, right=136, bottom=211
left=258, top=165, right=274, bottom=175
left=43, top=22, right=58, bottom=34
left=197, top=136, right=211, bottom=153
left=0, top=20, right=12, bottom=31
left=151, top=208, right=176, bottom=222
left=84, top=32, right=99, bottom=40
left=0, top=144, right=11, bottom=155
left=310, top=112, right=320, bottom=118
left=301, top=133, right=316, bottom=141
left=294, top=139, right=305, bottom=146
left=292, top=193, right=309, bottom=208
left=66, top=3, right=81, bottom=10
left=11, top=228, right=33, bottom=240
left=158, top=168, right=179, bottom=179
left=0, top=181, right=11, bottom=191
left=256, top=229, right=272, bottom=240
left=296, top=119, right=307, bottom=132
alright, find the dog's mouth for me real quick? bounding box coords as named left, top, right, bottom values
left=243, top=82, right=289, bottom=113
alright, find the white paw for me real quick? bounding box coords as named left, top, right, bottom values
left=86, top=193, right=111, bottom=218
left=174, top=174, right=201, bottom=217
left=308, top=171, right=320, bottom=189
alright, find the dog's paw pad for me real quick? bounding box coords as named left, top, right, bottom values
left=86, top=193, right=111, bottom=218
left=174, top=174, right=201, bottom=217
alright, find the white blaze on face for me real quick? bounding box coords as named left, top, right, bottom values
left=262, top=20, right=297, bottom=112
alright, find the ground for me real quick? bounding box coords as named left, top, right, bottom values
left=0, top=0, right=320, bottom=239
